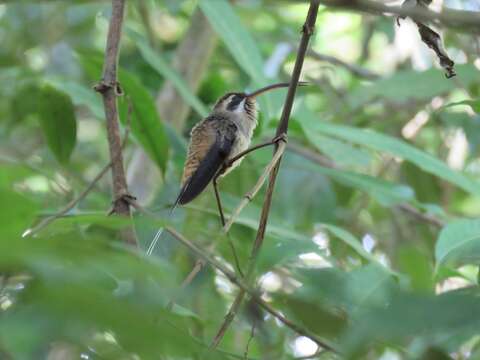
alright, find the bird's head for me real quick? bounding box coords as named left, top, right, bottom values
left=213, top=92, right=257, bottom=122
left=212, top=82, right=308, bottom=122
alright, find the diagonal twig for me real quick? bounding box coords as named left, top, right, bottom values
left=223, top=141, right=286, bottom=233
left=209, top=0, right=320, bottom=350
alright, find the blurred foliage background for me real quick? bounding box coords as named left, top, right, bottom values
left=1, top=0, right=480, bottom=359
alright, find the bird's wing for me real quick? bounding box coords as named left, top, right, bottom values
left=176, top=116, right=237, bottom=205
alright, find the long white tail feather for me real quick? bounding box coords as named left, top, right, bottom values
left=146, top=182, right=191, bottom=256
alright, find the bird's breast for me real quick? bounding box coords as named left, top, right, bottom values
left=221, top=132, right=251, bottom=177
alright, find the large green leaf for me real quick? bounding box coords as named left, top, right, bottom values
left=118, top=70, right=170, bottom=174
left=78, top=55, right=169, bottom=174
left=435, top=220, right=480, bottom=268
left=133, top=34, right=209, bottom=118
left=199, top=0, right=282, bottom=120
left=38, top=85, right=77, bottom=164
left=303, top=120, right=480, bottom=196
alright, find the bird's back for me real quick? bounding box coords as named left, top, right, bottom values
left=177, top=114, right=237, bottom=205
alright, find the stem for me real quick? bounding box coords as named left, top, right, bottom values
left=210, top=0, right=320, bottom=350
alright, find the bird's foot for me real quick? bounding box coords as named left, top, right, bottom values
left=273, top=133, right=288, bottom=144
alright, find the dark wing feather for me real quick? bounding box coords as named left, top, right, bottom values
left=176, top=118, right=237, bottom=205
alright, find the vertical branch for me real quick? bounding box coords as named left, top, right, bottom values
left=95, top=0, right=137, bottom=247
left=209, top=0, right=320, bottom=350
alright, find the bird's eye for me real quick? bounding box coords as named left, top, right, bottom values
left=226, top=94, right=243, bottom=111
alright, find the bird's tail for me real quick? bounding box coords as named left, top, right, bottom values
left=146, top=184, right=189, bottom=256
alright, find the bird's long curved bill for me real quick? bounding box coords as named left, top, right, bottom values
left=246, top=81, right=309, bottom=98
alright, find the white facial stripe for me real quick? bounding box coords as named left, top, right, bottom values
left=233, top=98, right=246, bottom=113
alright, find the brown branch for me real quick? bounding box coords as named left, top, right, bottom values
left=223, top=141, right=286, bottom=233
left=25, top=101, right=133, bottom=237
left=164, top=227, right=337, bottom=353
left=94, top=0, right=137, bottom=247
left=210, top=0, right=320, bottom=350
left=317, top=0, right=480, bottom=30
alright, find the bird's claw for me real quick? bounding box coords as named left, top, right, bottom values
left=273, top=133, right=288, bottom=144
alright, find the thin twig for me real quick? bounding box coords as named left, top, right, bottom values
left=223, top=141, right=286, bottom=233
left=164, top=227, right=337, bottom=353
left=94, top=0, right=137, bottom=247
left=25, top=101, right=133, bottom=237
left=210, top=0, right=320, bottom=350
left=317, top=0, right=480, bottom=30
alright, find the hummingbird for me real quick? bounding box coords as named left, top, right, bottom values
left=147, top=82, right=305, bottom=256
left=176, top=82, right=304, bottom=211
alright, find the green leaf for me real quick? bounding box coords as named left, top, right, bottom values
left=133, top=33, right=209, bottom=118
left=303, top=120, right=480, bottom=196
left=118, top=70, right=170, bottom=174
left=397, top=245, right=434, bottom=293
left=199, top=0, right=265, bottom=84
left=435, top=220, right=480, bottom=268
left=78, top=55, right=170, bottom=174
left=38, top=85, right=77, bottom=164
left=199, top=0, right=281, bottom=120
